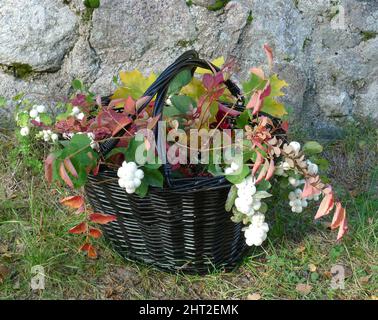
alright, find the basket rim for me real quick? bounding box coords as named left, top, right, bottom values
left=90, top=165, right=232, bottom=194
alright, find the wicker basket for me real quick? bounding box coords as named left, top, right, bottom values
left=85, top=51, right=251, bottom=273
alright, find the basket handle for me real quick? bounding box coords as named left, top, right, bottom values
left=99, top=51, right=245, bottom=166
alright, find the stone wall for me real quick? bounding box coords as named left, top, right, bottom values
left=0, top=0, right=377, bottom=137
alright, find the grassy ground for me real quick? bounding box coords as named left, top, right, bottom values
left=0, top=120, right=377, bottom=300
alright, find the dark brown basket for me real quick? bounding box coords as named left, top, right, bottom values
left=85, top=169, right=248, bottom=274
left=85, top=51, right=251, bottom=273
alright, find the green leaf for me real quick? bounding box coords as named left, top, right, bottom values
left=72, top=79, right=83, bottom=91
left=225, top=164, right=250, bottom=184
left=168, top=69, right=192, bottom=95
left=105, top=147, right=128, bottom=160
left=143, top=167, right=163, bottom=188
left=17, top=112, right=29, bottom=127
left=135, top=180, right=148, bottom=198
left=242, top=74, right=266, bottom=98
left=236, top=110, right=250, bottom=129
left=303, top=141, right=323, bottom=155
left=84, top=0, right=100, bottom=9
left=256, top=180, right=271, bottom=191
left=254, top=190, right=272, bottom=199
left=163, top=105, right=181, bottom=117
left=269, top=74, right=288, bottom=97
left=143, top=162, right=161, bottom=170
left=170, top=95, right=196, bottom=114
left=39, top=113, right=52, bottom=125
left=225, top=185, right=238, bottom=212
left=261, top=97, right=287, bottom=118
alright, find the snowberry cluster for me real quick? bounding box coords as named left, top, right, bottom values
left=288, top=176, right=305, bottom=188
left=36, top=129, right=59, bottom=142
left=306, top=160, right=319, bottom=176
left=224, top=161, right=241, bottom=175
left=29, top=104, right=46, bottom=123
left=243, top=213, right=269, bottom=246
left=117, top=161, right=144, bottom=194
left=71, top=106, right=85, bottom=121
left=234, top=176, right=261, bottom=215
left=20, top=126, right=30, bottom=137
left=288, top=188, right=308, bottom=213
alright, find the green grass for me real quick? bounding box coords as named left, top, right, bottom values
left=0, top=121, right=377, bottom=300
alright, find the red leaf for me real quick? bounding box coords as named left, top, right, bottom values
left=281, top=121, right=289, bottom=132
left=263, top=44, right=274, bottom=69
left=89, top=227, right=103, bottom=239
left=64, top=158, right=78, bottom=178
left=92, top=163, right=100, bottom=176
left=302, top=180, right=320, bottom=199
left=44, top=154, right=55, bottom=184
left=314, top=192, right=334, bottom=220
left=124, top=96, right=136, bottom=114
left=89, top=213, right=117, bottom=225
left=246, top=91, right=262, bottom=110
left=80, top=243, right=91, bottom=252
left=265, top=159, right=275, bottom=181
left=331, top=202, right=346, bottom=230
left=337, top=216, right=348, bottom=240
left=252, top=151, right=264, bottom=176
left=203, top=74, right=214, bottom=91
left=255, top=160, right=269, bottom=184
left=136, top=96, right=152, bottom=111
left=68, top=222, right=87, bottom=234
left=59, top=163, right=74, bottom=188
left=60, top=196, right=84, bottom=209
left=88, top=246, right=97, bottom=259
left=218, top=103, right=241, bottom=116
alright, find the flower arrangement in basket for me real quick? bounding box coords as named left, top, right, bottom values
left=15, top=48, right=348, bottom=272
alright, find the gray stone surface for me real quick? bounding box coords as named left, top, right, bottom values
left=0, top=0, right=78, bottom=71
left=0, top=0, right=377, bottom=137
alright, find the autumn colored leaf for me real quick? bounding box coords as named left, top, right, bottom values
left=252, top=151, right=263, bottom=176
left=247, top=293, right=261, bottom=300
left=261, top=97, right=287, bottom=118
left=89, top=213, right=117, bottom=225
left=265, top=159, right=275, bottom=181
left=89, top=227, right=103, bottom=239
left=196, top=56, right=225, bottom=74
left=281, top=121, right=289, bottom=132
left=296, top=283, right=312, bottom=295
left=68, top=222, right=87, bottom=234
left=59, top=163, right=74, bottom=188
left=302, top=180, right=321, bottom=199
left=88, top=246, right=98, bottom=259
left=314, top=192, right=335, bottom=219
left=60, top=195, right=84, bottom=209
left=112, top=69, right=157, bottom=100
left=64, top=158, right=78, bottom=178
left=263, top=44, right=274, bottom=69
left=80, top=243, right=91, bottom=252
left=250, top=67, right=265, bottom=79
left=44, top=154, right=55, bottom=183
left=256, top=160, right=269, bottom=184
left=337, top=215, right=348, bottom=240
left=331, top=202, right=346, bottom=230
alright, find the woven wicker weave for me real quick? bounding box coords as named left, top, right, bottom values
left=85, top=168, right=247, bottom=273
left=85, top=51, right=252, bottom=273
